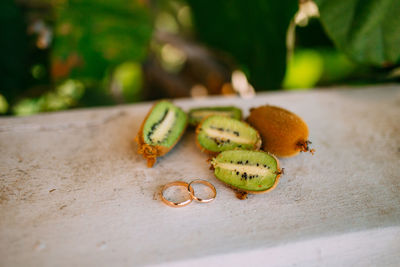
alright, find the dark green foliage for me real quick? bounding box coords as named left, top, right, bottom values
left=187, top=0, right=298, bottom=90
left=315, top=0, right=400, bottom=66
left=52, top=0, right=153, bottom=80
left=0, top=0, right=28, bottom=106
left=1, top=0, right=400, bottom=116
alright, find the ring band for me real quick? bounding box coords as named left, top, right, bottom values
left=161, top=181, right=193, bottom=208
left=188, top=179, right=217, bottom=203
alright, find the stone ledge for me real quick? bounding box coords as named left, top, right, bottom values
left=1, top=85, right=400, bottom=266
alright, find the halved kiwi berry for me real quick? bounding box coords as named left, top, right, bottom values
left=188, top=106, right=242, bottom=126
left=247, top=105, right=314, bottom=157
left=211, top=150, right=282, bottom=194
left=196, top=115, right=261, bottom=154
left=135, top=100, right=187, bottom=167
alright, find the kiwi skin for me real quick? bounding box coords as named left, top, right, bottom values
left=135, top=101, right=187, bottom=168
left=247, top=105, right=312, bottom=157
left=195, top=116, right=262, bottom=156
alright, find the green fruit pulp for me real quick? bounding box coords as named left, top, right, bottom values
left=188, top=106, right=242, bottom=126
left=143, top=101, right=187, bottom=147
left=197, top=116, right=260, bottom=153
left=212, top=150, right=278, bottom=192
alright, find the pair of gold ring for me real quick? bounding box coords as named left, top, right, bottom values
left=161, top=179, right=216, bottom=208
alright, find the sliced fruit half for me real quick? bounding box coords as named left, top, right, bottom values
left=211, top=150, right=281, bottom=193
left=196, top=115, right=261, bottom=154
left=188, top=106, right=242, bottom=126
left=135, top=100, right=187, bottom=167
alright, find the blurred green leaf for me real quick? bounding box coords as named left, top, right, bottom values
left=56, top=79, right=85, bottom=101
left=11, top=79, right=86, bottom=115
left=284, top=50, right=323, bottom=89
left=187, top=0, right=298, bottom=90
left=13, top=98, right=41, bottom=116
left=315, top=0, right=400, bottom=66
left=52, top=0, right=153, bottom=81
left=284, top=49, right=356, bottom=89
left=0, top=94, right=9, bottom=114
left=112, top=62, right=143, bottom=102
left=318, top=50, right=355, bottom=83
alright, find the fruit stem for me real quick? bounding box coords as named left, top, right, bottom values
left=234, top=190, right=248, bottom=200
left=297, top=140, right=315, bottom=155
left=138, top=144, right=158, bottom=168
left=275, top=168, right=285, bottom=175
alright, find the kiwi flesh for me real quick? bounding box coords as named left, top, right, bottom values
left=211, top=150, right=281, bottom=193
left=188, top=106, right=242, bottom=126
left=196, top=115, right=261, bottom=154
left=247, top=105, right=313, bottom=157
left=135, top=100, right=187, bottom=167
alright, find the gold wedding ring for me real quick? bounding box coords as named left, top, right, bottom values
left=161, top=181, right=194, bottom=208
left=188, top=179, right=217, bottom=203
left=161, top=180, right=217, bottom=207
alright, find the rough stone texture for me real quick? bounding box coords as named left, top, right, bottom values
left=0, top=85, right=400, bottom=266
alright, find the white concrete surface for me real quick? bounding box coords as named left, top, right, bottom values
left=0, top=85, right=400, bottom=266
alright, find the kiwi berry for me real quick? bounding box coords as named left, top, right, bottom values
left=247, top=105, right=313, bottom=157
left=135, top=100, right=187, bottom=167
left=188, top=106, right=242, bottom=126
left=196, top=115, right=261, bottom=154
left=211, top=150, right=282, bottom=194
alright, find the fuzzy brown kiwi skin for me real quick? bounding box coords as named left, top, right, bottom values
left=211, top=152, right=282, bottom=199
left=247, top=105, right=313, bottom=157
left=195, top=116, right=262, bottom=155
left=135, top=101, right=187, bottom=168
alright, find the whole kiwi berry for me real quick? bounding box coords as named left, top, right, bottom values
left=247, top=105, right=314, bottom=157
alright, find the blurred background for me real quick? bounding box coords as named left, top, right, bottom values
left=1, top=0, right=399, bottom=116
